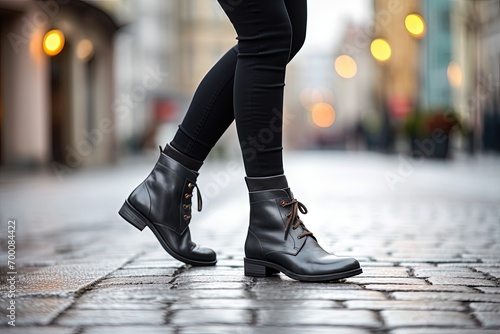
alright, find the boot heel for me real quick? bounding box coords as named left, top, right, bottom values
left=244, top=258, right=278, bottom=277
left=119, top=201, right=148, bottom=231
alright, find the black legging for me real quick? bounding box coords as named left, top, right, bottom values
left=170, top=0, right=307, bottom=177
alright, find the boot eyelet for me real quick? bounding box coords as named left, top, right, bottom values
left=185, top=193, right=192, bottom=199
left=183, top=204, right=191, bottom=210
left=183, top=215, right=191, bottom=221
left=188, top=183, right=195, bottom=189
left=280, top=200, right=286, bottom=206
left=297, top=236, right=302, bottom=239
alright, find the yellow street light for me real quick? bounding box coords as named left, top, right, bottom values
left=43, top=29, right=65, bottom=56
left=334, top=55, right=358, bottom=79
left=405, top=13, right=425, bottom=38
left=370, top=38, right=391, bottom=62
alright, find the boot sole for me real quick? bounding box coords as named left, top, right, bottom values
left=244, top=257, right=362, bottom=282
left=119, top=200, right=217, bottom=267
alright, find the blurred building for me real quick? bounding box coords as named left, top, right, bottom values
left=451, top=0, right=500, bottom=152
left=110, top=0, right=236, bottom=154
left=420, top=0, right=453, bottom=108
left=372, top=0, right=422, bottom=118
left=178, top=0, right=235, bottom=94
left=0, top=0, right=118, bottom=171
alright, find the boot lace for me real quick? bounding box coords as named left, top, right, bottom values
left=280, top=199, right=314, bottom=240
left=185, top=182, right=203, bottom=212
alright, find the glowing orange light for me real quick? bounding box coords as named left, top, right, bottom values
left=43, top=29, right=65, bottom=56
left=447, top=62, right=463, bottom=88
left=405, top=13, right=425, bottom=38
left=371, top=38, right=391, bottom=62
left=335, top=55, right=358, bottom=79
left=311, top=103, right=336, bottom=128
left=76, top=39, right=94, bottom=61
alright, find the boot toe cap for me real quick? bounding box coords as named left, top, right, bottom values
left=191, top=245, right=217, bottom=263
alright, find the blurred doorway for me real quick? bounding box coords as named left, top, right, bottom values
left=0, top=22, right=3, bottom=166
left=50, top=41, right=72, bottom=165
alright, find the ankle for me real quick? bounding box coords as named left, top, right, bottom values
left=245, top=175, right=288, bottom=192
left=163, top=144, right=203, bottom=172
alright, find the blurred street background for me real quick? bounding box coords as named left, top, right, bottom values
left=0, top=0, right=499, bottom=169
left=1, top=0, right=500, bottom=333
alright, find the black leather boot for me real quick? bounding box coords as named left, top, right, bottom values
left=244, top=175, right=362, bottom=281
left=118, top=148, right=216, bottom=266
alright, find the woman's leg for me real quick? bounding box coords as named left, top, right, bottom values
left=219, top=0, right=292, bottom=177
left=217, top=0, right=362, bottom=281
left=169, top=0, right=307, bottom=165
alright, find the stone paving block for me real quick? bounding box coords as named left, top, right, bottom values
left=77, top=285, right=175, bottom=304
left=173, top=275, right=253, bottom=284
left=0, top=261, right=128, bottom=298
left=414, top=269, right=486, bottom=279
left=178, top=325, right=253, bottom=334
left=364, top=284, right=475, bottom=292
left=82, top=326, right=174, bottom=334
left=357, top=267, right=410, bottom=277
left=56, top=309, right=165, bottom=326
left=72, top=301, right=164, bottom=310
left=211, top=259, right=245, bottom=267
left=181, top=327, right=373, bottom=334
left=253, top=289, right=386, bottom=301
left=381, top=310, right=476, bottom=328
left=252, top=281, right=362, bottom=290
left=399, top=263, right=438, bottom=268
left=470, top=303, right=500, bottom=312
left=123, top=260, right=184, bottom=269
left=390, top=328, right=500, bottom=334
left=474, top=312, right=500, bottom=328
left=345, top=300, right=466, bottom=311
left=357, top=260, right=397, bottom=266
left=174, top=282, right=247, bottom=290
left=427, top=277, right=497, bottom=286
left=169, top=289, right=248, bottom=299
left=169, top=298, right=341, bottom=310
left=375, top=257, right=479, bottom=264
left=178, top=269, right=244, bottom=277
left=107, top=268, right=177, bottom=278
left=392, top=292, right=500, bottom=302
left=257, top=309, right=380, bottom=327
left=0, top=297, right=73, bottom=326
left=346, top=277, right=425, bottom=285
left=475, top=287, right=500, bottom=294
left=0, top=327, right=77, bottom=334
left=170, top=309, right=250, bottom=325
left=96, top=276, right=174, bottom=286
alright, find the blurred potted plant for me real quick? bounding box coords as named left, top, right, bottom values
left=404, top=108, right=463, bottom=159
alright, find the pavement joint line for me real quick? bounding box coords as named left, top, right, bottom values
left=46, top=252, right=143, bottom=326
left=467, top=302, right=484, bottom=328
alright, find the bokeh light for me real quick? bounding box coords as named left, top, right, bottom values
left=76, top=39, right=94, bottom=62
left=447, top=61, right=463, bottom=88
left=335, top=55, right=358, bottom=79
left=370, top=38, right=391, bottom=62
left=311, top=103, right=336, bottom=128
left=405, top=13, right=425, bottom=38
left=43, top=29, right=65, bottom=56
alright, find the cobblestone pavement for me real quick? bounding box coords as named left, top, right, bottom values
left=1, top=151, right=499, bottom=333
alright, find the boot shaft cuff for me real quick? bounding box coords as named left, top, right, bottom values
left=245, top=175, right=288, bottom=192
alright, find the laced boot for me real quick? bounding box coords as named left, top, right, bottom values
left=244, top=175, right=362, bottom=281
left=119, top=147, right=216, bottom=266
